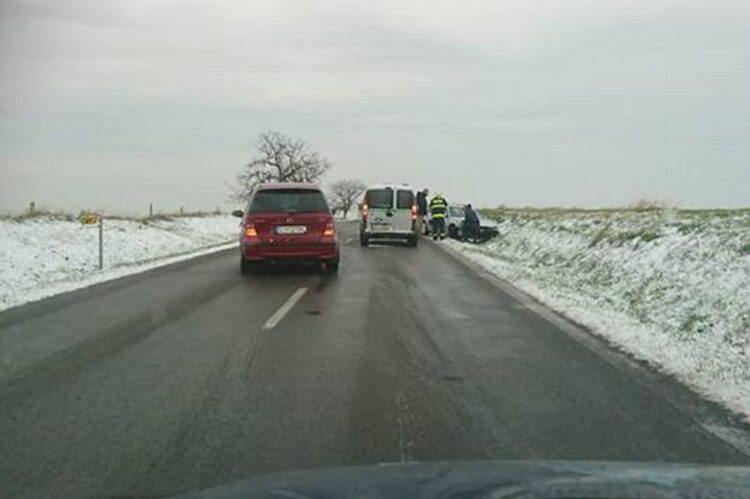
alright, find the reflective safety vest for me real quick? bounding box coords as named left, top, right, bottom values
left=430, top=196, right=448, bottom=218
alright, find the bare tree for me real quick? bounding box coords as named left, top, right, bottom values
left=330, top=179, right=366, bottom=219
left=233, top=131, right=331, bottom=200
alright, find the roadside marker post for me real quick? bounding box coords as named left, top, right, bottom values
left=81, top=214, right=104, bottom=270
left=98, top=217, right=104, bottom=270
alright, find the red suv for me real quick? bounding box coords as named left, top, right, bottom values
left=233, top=183, right=339, bottom=274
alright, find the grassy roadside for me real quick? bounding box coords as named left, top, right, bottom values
left=450, top=206, right=750, bottom=419
left=0, top=209, right=225, bottom=223
left=479, top=207, right=750, bottom=254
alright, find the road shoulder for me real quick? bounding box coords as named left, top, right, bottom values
left=426, top=236, right=750, bottom=459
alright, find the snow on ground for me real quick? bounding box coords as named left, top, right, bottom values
left=0, top=215, right=239, bottom=311
left=446, top=208, right=750, bottom=421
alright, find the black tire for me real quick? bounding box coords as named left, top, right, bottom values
left=360, top=234, right=369, bottom=247
left=407, top=235, right=418, bottom=247
left=240, top=257, right=251, bottom=275
left=240, top=257, right=261, bottom=275
left=325, top=260, right=340, bottom=274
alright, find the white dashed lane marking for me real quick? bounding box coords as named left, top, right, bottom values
left=262, top=287, right=308, bottom=330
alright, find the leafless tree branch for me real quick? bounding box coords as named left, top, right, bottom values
left=231, top=131, right=331, bottom=201
left=330, top=179, right=366, bottom=219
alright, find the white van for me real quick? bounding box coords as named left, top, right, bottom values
left=359, top=184, right=418, bottom=247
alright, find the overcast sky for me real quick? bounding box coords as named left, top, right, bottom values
left=1, top=0, right=748, bottom=213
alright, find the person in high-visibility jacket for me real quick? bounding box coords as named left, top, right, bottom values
left=429, top=193, right=449, bottom=240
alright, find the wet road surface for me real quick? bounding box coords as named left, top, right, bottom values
left=1, top=222, right=748, bottom=498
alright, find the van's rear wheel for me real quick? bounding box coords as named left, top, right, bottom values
left=407, top=235, right=418, bottom=247
left=360, top=234, right=369, bottom=247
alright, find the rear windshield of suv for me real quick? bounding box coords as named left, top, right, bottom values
left=449, top=206, right=465, bottom=217
left=397, top=190, right=414, bottom=209
left=365, top=189, right=393, bottom=209
left=248, top=189, right=330, bottom=213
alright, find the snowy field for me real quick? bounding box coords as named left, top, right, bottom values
left=446, top=208, right=750, bottom=421
left=0, top=215, right=239, bottom=311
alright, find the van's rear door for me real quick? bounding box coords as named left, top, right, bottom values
left=394, top=189, right=415, bottom=233
left=364, top=188, right=394, bottom=233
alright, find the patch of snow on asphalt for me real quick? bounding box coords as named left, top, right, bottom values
left=0, top=215, right=239, bottom=311
left=446, top=209, right=750, bottom=421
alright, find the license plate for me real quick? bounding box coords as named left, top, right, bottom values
left=372, top=222, right=392, bottom=231
left=275, top=225, right=307, bottom=235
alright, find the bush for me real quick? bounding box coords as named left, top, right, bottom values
left=9, top=209, right=74, bottom=222
left=629, top=198, right=671, bottom=211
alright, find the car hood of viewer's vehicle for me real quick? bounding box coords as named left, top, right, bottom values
left=173, top=461, right=750, bottom=499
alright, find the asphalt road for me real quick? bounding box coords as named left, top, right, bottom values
left=1, top=222, right=749, bottom=498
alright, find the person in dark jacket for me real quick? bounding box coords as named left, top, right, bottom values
left=463, top=203, right=480, bottom=242
left=416, top=189, right=429, bottom=235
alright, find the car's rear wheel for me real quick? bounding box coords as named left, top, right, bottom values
left=325, top=259, right=340, bottom=274
left=240, top=257, right=262, bottom=275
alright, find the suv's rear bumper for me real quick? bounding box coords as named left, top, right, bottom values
left=241, top=242, right=339, bottom=261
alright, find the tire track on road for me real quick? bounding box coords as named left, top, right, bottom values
left=0, top=276, right=241, bottom=408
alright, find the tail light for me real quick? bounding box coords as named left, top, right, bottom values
left=411, top=204, right=418, bottom=221
left=321, top=221, right=336, bottom=243
left=244, top=224, right=258, bottom=239
left=362, top=203, right=369, bottom=222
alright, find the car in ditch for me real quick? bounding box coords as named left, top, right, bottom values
left=444, top=204, right=500, bottom=243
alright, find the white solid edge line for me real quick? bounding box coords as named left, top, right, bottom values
left=262, top=287, right=308, bottom=330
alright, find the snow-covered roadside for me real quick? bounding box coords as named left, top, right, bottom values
left=446, top=209, right=750, bottom=421
left=0, top=215, right=239, bottom=311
